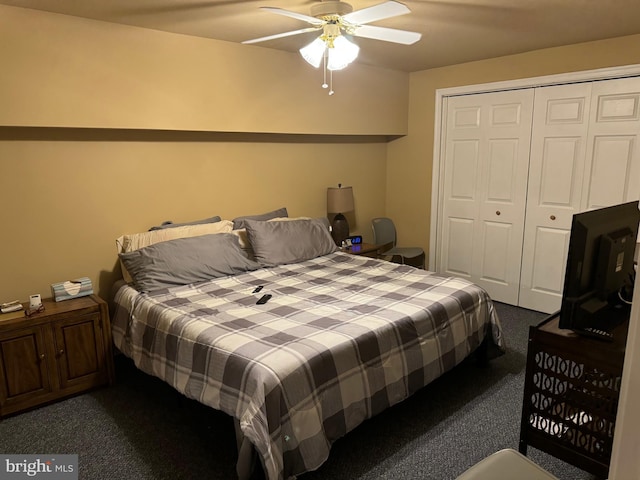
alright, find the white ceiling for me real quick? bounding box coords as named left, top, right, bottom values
left=3, top=0, right=640, bottom=72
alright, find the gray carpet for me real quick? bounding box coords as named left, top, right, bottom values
left=0, top=303, right=600, bottom=479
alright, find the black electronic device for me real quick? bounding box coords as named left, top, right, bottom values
left=559, top=200, right=640, bottom=333
left=347, top=235, right=362, bottom=245
left=578, top=326, right=615, bottom=342
left=252, top=286, right=264, bottom=293
left=343, top=235, right=362, bottom=248
left=256, top=294, right=272, bottom=305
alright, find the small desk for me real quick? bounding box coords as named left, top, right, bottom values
left=342, top=243, right=380, bottom=258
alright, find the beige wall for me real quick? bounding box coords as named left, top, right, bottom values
left=610, top=281, right=640, bottom=480
left=0, top=136, right=387, bottom=300
left=0, top=5, right=405, bottom=301
left=387, top=34, right=640, bottom=262
left=0, top=5, right=408, bottom=134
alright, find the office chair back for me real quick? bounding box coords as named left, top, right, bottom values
left=372, top=217, right=425, bottom=268
left=372, top=217, right=397, bottom=247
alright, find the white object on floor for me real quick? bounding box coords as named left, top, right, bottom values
left=456, top=448, right=559, bottom=480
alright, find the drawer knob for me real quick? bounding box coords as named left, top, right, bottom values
left=550, top=215, right=556, bottom=221
left=39, top=353, right=45, bottom=360
left=59, top=349, right=64, bottom=356
left=496, top=210, right=501, bottom=216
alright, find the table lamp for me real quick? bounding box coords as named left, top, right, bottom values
left=327, top=184, right=354, bottom=246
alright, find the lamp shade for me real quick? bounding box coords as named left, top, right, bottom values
left=327, top=186, right=354, bottom=213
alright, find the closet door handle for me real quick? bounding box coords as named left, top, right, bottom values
left=550, top=215, right=556, bottom=221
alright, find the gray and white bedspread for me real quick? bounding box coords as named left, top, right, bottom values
left=111, top=252, right=504, bottom=480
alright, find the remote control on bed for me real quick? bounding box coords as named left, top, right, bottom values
left=256, top=294, right=272, bottom=305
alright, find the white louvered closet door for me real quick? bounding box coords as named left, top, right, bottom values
left=439, top=89, right=534, bottom=305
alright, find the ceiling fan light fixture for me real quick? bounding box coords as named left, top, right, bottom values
left=300, top=37, right=326, bottom=68
left=261, top=0, right=417, bottom=95
left=245, top=0, right=423, bottom=73
left=327, top=35, right=359, bottom=71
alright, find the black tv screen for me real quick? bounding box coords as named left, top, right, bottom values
left=559, top=200, right=639, bottom=331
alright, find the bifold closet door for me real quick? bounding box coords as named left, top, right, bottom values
left=582, top=77, right=640, bottom=209
left=518, top=83, right=593, bottom=313
left=519, top=76, right=640, bottom=313
left=439, top=89, right=534, bottom=305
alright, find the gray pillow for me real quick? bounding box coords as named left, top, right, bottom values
left=232, top=207, right=288, bottom=230
left=149, top=216, right=221, bottom=231
left=244, top=218, right=337, bottom=267
left=119, top=233, right=261, bottom=292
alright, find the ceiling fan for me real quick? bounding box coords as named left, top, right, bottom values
left=242, top=1, right=422, bottom=47
left=242, top=1, right=421, bottom=94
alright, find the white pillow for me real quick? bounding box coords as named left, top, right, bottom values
left=116, top=220, right=234, bottom=282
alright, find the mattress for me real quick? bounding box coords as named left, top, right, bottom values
left=111, top=252, right=504, bottom=479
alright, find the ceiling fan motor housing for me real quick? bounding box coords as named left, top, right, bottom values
left=311, top=1, right=354, bottom=18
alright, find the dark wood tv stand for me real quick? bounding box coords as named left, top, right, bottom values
left=518, top=310, right=629, bottom=478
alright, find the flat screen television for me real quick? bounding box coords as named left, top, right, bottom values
left=559, top=200, right=640, bottom=332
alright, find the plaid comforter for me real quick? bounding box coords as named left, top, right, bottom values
left=111, top=252, right=504, bottom=480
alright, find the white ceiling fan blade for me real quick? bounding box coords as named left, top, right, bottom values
left=259, top=6, right=324, bottom=26
left=342, top=1, right=410, bottom=26
left=242, top=26, right=320, bottom=44
left=352, top=25, right=421, bottom=45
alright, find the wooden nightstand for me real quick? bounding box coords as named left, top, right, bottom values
left=0, top=295, right=115, bottom=418
left=343, top=243, right=381, bottom=258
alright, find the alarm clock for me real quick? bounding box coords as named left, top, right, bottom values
left=343, top=235, right=363, bottom=247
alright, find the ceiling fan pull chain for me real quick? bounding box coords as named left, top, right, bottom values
left=322, top=51, right=328, bottom=89
left=329, top=69, right=335, bottom=96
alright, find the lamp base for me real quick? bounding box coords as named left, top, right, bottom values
left=331, top=213, right=350, bottom=246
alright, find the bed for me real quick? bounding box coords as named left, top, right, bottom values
left=110, top=214, right=505, bottom=480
